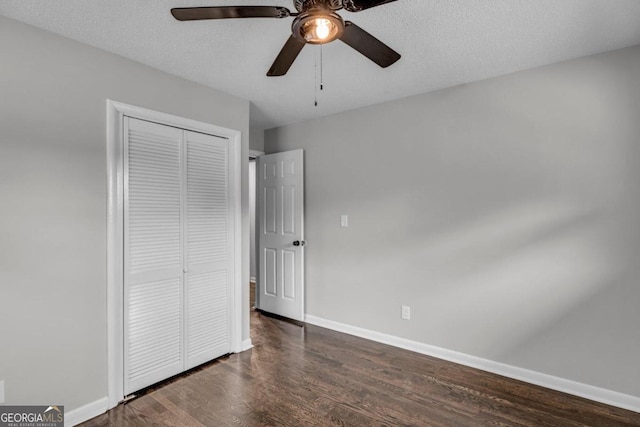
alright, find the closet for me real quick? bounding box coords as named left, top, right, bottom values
left=123, top=117, right=232, bottom=395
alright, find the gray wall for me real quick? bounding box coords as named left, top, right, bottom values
left=265, top=45, right=640, bottom=397
left=250, top=127, right=265, bottom=152
left=0, top=17, right=250, bottom=411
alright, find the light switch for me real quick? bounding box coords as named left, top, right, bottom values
left=341, top=215, right=349, bottom=228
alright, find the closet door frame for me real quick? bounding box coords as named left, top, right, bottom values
left=106, top=100, right=243, bottom=408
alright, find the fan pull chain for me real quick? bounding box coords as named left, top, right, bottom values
left=320, top=44, right=324, bottom=91
left=314, top=46, right=326, bottom=107
left=314, top=46, right=325, bottom=107
left=314, top=49, right=318, bottom=107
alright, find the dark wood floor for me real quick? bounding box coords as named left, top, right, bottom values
left=82, top=304, right=640, bottom=426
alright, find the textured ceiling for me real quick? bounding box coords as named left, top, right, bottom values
left=2, top=0, right=640, bottom=130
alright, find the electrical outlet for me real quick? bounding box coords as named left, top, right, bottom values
left=401, top=305, right=411, bottom=320
left=0, top=380, right=5, bottom=404
left=340, top=215, right=349, bottom=228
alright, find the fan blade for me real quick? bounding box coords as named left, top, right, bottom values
left=171, top=6, right=291, bottom=21
left=339, top=21, right=400, bottom=68
left=267, top=36, right=306, bottom=76
left=342, top=0, right=397, bottom=12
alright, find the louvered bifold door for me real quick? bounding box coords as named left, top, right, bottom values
left=184, top=130, right=231, bottom=370
left=124, top=117, right=184, bottom=395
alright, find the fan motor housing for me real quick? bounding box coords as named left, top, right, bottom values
left=292, top=9, right=344, bottom=44
left=295, top=0, right=343, bottom=13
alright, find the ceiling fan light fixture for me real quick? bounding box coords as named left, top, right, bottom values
left=293, top=10, right=344, bottom=44
left=171, top=1, right=401, bottom=76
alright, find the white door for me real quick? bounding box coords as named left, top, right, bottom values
left=123, top=117, right=232, bottom=395
left=124, top=118, right=184, bottom=394
left=257, top=150, right=305, bottom=321
left=183, top=130, right=232, bottom=370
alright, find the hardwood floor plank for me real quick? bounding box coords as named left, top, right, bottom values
left=81, top=310, right=640, bottom=427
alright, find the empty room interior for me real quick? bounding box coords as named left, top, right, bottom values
left=2, top=1, right=640, bottom=426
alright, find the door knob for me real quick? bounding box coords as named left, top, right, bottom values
left=293, top=240, right=305, bottom=247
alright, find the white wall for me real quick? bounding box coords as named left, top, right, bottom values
left=0, top=16, right=250, bottom=412
left=265, top=45, right=640, bottom=398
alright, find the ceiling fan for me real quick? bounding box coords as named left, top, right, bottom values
left=171, top=0, right=401, bottom=76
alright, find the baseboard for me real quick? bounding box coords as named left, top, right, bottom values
left=241, top=338, right=253, bottom=351
left=304, top=314, right=640, bottom=414
left=65, top=396, right=108, bottom=426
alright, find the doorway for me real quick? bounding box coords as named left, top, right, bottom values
left=249, top=150, right=264, bottom=311
left=255, top=150, right=305, bottom=321
left=249, top=149, right=305, bottom=322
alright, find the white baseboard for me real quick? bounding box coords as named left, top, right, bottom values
left=304, top=314, right=640, bottom=414
left=241, top=338, right=253, bottom=352
left=65, top=396, right=108, bottom=426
